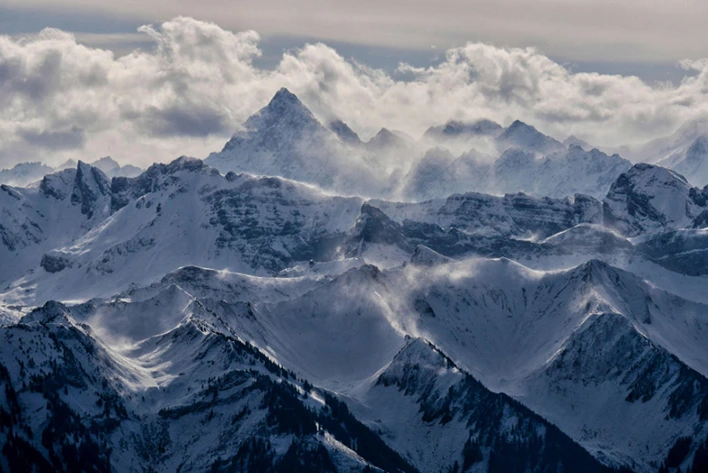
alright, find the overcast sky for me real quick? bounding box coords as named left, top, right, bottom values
left=1, top=2, right=708, bottom=168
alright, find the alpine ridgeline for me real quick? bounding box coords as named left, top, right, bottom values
left=1, top=89, right=708, bottom=473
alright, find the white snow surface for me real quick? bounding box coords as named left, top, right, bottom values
left=2, top=94, right=708, bottom=472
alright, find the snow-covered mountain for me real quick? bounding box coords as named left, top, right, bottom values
left=603, top=163, right=708, bottom=236
left=205, top=89, right=634, bottom=201
left=0, top=298, right=423, bottom=472
left=669, top=135, right=708, bottom=186
left=0, top=270, right=632, bottom=473
left=90, top=156, right=144, bottom=178
left=0, top=161, right=54, bottom=187
left=403, top=144, right=630, bottom=200
left=0, top=161, right=113, bottom=286
left=423, top=118, right=566, bottom=156
left=563, top=134, right=592, bottom=150
left=205, top=88, right=389, bottom=196
left=366, top=128, right=415, bottom=153
left=630, top=118, right=708, bottom=187
left=1, top=157, right=363, bottom=306
left=2, top=99, right=708, bottom=472
left=328, top=119, right=363, bottom=146
left=496, top=120, right=565, bottom=155
left=0, top=157, right=142, bottom=190
left=3, top=231, right=705, bottom=471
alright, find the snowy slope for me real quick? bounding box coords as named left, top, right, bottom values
left=521, top=311, right=708, bottom=471
left=350, top=338, right=613, bottom=473
left=373, top=191, right=602, bottom=238
left=1, top=157, right=363, bottom=306
left=603, top=163, right=708, bottom=236
left=381, top=258, right=708, bottom=471
left=50, top=253, right=706, bottom=473
left=1, top=133, right=708, bottom=473
left=655, top=136, right=708, bottom=187
left=403, top=144, right=630, bottom=200
left=0, top=161, right=113, bottom=286
left=0, top=300, right=417, bottom=473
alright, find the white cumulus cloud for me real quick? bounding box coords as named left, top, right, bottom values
left=1, top=16, right=708, bottom=168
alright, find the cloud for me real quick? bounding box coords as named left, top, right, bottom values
left=131, top=103, right=232, bottom=138
left=1, top=16, right=708, bottom=169
left=7, top=0, right=708, bottom=63
left=17, top=125, right=85, bottom=149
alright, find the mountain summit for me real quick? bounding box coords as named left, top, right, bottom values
left=496, top=120, right=564, bottom=154
left=243, top=87, right=320, bottom=134
left=206, top=88, right=388, bottom=195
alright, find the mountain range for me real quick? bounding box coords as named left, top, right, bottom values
left=0, top=156, right=142, bottom=188
left=1, top=89, right=708, bottom=473
left=205, top=88, right=639, bottom=200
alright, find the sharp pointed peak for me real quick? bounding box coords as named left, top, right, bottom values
left=329, top=119, right=361, bottom=144
left=563, top=135, right=591, bottom=149
left=267, top=87, right=306, bottom=109
left=74, top=161, right=108, bottom=182
left=273, top=87, right=297, bottom=99
left=240, top=87, right=319, bottom=131
left=373, top=127, right=395, bottom=138
left=367, top=128, right=411, bottom=149
left=393, top=337, right=439, bottom=360
left=501, top=120, right=542, bottom=138
left=384, top=336, right=460, bottom=374
left=573, top=259, right=634, bottom=286
left=74, top=160, right=107, bottom=176
left=507, top=119, right=535, bottom=131
left=580, top=258, right=613, bottom=272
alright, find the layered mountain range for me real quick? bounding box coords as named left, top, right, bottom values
left=1, top=89, right=708, bottom=473
left=0, top=156, right=142, bottom=188
left=205, top=88, right=637, bottom=200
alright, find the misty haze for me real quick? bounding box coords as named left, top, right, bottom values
left=0, top=4, right=707, bottom=473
